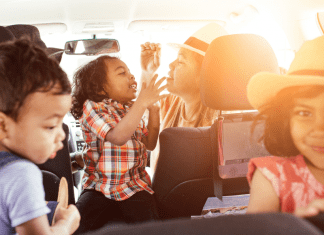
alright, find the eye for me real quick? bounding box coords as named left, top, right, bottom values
left=46, top=126, right=57, bottom=130
left=295, top=110, right=312, bottom=117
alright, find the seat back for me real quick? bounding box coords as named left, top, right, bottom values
left=152, top=127, right=214, bottom=218
left=37, top=123, right=75, bottom=204
left=153, top=34, right=279, bottom=219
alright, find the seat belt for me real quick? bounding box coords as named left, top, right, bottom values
left=211, top=116, right=224, bottom=200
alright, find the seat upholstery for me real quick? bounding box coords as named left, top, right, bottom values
left=37, top=123, right=75, bottom=205
left=152, top=34, right=279, bottom=219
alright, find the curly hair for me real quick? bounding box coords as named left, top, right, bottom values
left=251, top=85, right=324, bottom=157
left=71, top=55, right=118, bottom=119
left=0, top=39, right=71, bottom=121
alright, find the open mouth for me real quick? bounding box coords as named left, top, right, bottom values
left=129, top=84, right=137, bottom=90
left=50, top=152, right=57, bottom=159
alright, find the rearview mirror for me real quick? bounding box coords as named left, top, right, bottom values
left=64, top=39, right=120, bottom=55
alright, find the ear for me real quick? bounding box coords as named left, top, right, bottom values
left=0, top=112, right=11, bottom=140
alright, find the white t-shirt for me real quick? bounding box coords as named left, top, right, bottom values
left=0, top=153, right=50, bottom=235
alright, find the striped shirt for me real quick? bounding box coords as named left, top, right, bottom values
left=79, top=99, right=153, bottom=201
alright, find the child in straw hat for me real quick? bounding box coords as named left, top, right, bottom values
left=246, top=35, right=324, bottom=217
left=0, top=39, right=80, bottom=234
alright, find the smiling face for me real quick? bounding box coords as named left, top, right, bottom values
left=290, top=90, right=324, bottom=169
left=0, top=85, right=72, bottom=164
left=104, top=58, right=137, bottom=104
left=166, top=48, right=203, bottom=98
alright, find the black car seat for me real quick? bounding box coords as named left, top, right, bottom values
left=152, top=34, right=279, bottom=219
left=37, top=123, right=75, bottom=205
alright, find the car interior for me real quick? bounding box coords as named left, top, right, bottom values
left=1, top=0, right=324, bottom=234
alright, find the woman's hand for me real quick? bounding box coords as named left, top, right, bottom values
left=141, top=42, right=161, bottom=75
left=295, top=199, right=324, bottom=217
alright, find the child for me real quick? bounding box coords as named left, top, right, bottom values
left=70, top=55, right=168, bottom=233
left=0, top=39, right=80, bottom=234
left=246, top=35, right=324, bottom=217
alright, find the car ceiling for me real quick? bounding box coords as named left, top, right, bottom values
left=1, top=0, right=324, bottom=49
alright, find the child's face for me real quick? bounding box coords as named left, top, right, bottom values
left=0, top=85, right=72, bottom=164
left=104, top=58, right=137, bottom=103
left=290, top=91, right=324, bottom=169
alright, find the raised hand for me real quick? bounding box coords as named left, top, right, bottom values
left=136, top=74, right=169, bottom=109
left=141, top=42, right=161, bottom=74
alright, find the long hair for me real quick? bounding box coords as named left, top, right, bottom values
left=251, top=85, right=324, bottom=156
left=71, top=55, right=117, bottom=119
left=191, top=50, right=219, bottom=126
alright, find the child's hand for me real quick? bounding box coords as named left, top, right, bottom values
left=137, top=74, right=169, bottom=109
left=54, top=204, right=80, bottom=234
left=294, top=199, right=324, bottom=217
left=141, top=42, right=161, bottom=75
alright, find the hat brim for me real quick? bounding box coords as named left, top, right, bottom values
left=167, top=42, right=205, bottom=56
left=247, top=72, right=324, bottom=110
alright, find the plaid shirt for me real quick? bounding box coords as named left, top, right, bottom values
left=79, top=99, right=153, bottom=201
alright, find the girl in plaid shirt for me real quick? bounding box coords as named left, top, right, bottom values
left=71, top=55, right=168, bottom=234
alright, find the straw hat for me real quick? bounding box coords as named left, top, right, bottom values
left=167, top=22, right=228, bottom=56
left=247, top=35, right=324, bottom=110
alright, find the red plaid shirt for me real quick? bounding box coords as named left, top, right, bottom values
left=79, top=99, right=154, bottom=201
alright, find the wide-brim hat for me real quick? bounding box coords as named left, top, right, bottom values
left=167, top=22, right=228, bottom=56
left=247, top=35, right=324, bottom=110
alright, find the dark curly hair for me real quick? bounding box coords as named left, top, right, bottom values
left=251, top=85, right=324, bottom=157
left=0, top=39, right=71, bottom=121
left=71, top=55, right=118, bottom=119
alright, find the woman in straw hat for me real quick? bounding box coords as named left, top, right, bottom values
left=246, top=35, right=324, bottom=217
left=140, top=23, right=228, bottom=171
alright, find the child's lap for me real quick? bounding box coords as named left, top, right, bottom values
left=75, top=189, right=159, bottom=233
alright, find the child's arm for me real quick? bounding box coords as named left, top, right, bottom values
left=15, top=204, right=80, bottom=235
left=105, top=75, right=168, bottom=146
left=246, top=169, right=280, bottom=213
left=141, top=104, right=160, bottom=151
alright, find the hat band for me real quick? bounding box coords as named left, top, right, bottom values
left=289, top=69, right=324, bottom=76
left=184, top=37, right=209, bottom=53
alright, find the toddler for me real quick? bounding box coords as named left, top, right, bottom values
left=71, top=55, right=168, bottom=233
left=0, top=39, right=80, bottom=234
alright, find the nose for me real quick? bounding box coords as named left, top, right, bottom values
left=169, top=60, right=176, bottom=70
left=129, top=73, right=135, bottom=80
left=315, top=116, right=324, bottom=131
left=57, top=124, right=66, bottom=143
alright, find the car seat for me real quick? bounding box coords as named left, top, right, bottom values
left=152, top=34, right=279, bottom=219
left=37, top=123, right=75, bottom=205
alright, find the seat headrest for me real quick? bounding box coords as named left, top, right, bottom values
left=200, top=34, right=279, bottom=110
left=0, top=26, right=15, bottom=43
left=6, top=24, right=64, bottom=63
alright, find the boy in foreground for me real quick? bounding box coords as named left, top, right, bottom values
left=0, top=39, right=80, bottom=235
